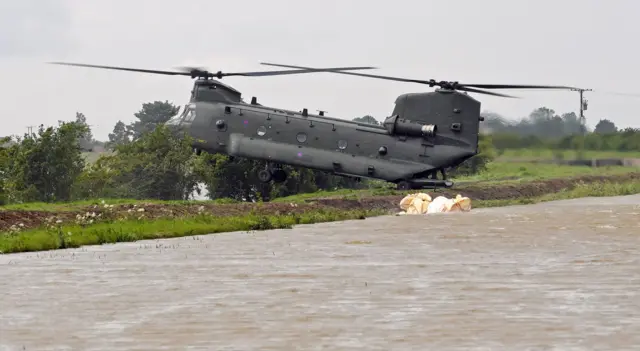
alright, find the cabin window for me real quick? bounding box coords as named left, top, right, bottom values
left=338, top=140, right=347, bottom=150
left=296, top=132, right=307, bottom=143
left=257, top=126, right=267, bottom=136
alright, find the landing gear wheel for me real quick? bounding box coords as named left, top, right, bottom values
left=272, top=169, right=287, bottom=183
left=396, top=181, right=412, bottom=190
left=258, top=169, right=272, bottom=183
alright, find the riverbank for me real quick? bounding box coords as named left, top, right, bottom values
left=1, top=172, right=640, bottom=254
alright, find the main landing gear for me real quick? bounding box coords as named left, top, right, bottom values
left=257, top=163, right=288, bottom=184
left=395, top=168, right=453, bottom=190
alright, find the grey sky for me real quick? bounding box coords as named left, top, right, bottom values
left=1, top=0, right=639, bottom=140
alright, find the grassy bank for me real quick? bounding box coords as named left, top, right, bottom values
left=497, top=148, right=640, bottom=162
left=472, top=180, right=640, bottom=208
left=1, top=207, right=384, bottom=254
left=2, top=165, right=640, bottom=254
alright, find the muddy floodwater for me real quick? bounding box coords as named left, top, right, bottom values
left=1, top=195, right=640, bottom=350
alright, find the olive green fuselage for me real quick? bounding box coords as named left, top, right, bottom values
left=167, top=79, right=482, bottom=186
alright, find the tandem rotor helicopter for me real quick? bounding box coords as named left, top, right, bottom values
left=49, top=61, right=581, bottom=190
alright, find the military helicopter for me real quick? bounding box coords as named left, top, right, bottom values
left=49, top=61, right=581, bottom=190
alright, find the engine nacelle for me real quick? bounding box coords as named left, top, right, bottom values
left=382, top=115, right=437, bottom=138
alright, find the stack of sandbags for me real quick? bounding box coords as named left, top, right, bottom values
left=398, top=193, right=472, bottom=215
left=399, top=192, right=432, bottom=214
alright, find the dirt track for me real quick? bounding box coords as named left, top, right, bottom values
left=1, top=172, right=639, bottom=232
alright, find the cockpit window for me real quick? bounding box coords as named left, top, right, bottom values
left=166, top=105, right=183, bottom=125
left=183, top=105, right=196, bottom=122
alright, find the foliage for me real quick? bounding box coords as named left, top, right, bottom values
left=594, top=119, right=618, bottom=134
left=75, top=112, right=94, bottom=151
left=448, top=134, right=496, bottom=177
left=490, top=128, right=640, bottom=154
left=127, top=100, right=180, bottom=141
left=107, top=120, right=130, bottom=148
left=482, top=107, right=584, bottom=137
left=1, top=122, right=89, bottom=203
left=483, top=108, right=640, bottom=154
left=353, top=115, right=380, bottom=125
left=0, top=136, right=10, bottom=205
left=75, top=125, right=200, bottom=201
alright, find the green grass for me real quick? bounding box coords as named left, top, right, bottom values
left=456, top=162, right=635, bottom=183
left=0, top=197, right=239, bottom=212
left=0, top=208, right=385, bottom=254
left=275, top=162, right=638, bottom=203
left=3, top=179, right=639, bottom=255
left=497, top=148, right=640, bottom=161
left=473, top=180, right=640, bottom=208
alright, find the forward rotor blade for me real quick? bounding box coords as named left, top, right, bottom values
left=592, top=89, right=640, bottom=98
left=49, top=61, right=378, bottom=78
left=48, top=62, right=191, bottom=76
left=457, top=86, right=518, bottom=98
left=225, top=66, right=378, bottom=77
left=261, top=62, right=434, bottom=85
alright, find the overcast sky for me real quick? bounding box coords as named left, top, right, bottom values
left=2, top=0, right=639, bottom=140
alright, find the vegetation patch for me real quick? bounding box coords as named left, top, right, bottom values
left=2, top=173, right=639, bottom=254
left=0, top=207, right=385, bottom=254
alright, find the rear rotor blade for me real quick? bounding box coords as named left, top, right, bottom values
left=460, top=83, right=580, bottom=90
left=261, top=62, right=580, bottom=96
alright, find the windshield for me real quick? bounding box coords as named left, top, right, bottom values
left=165, top=105, right=185, bottom=125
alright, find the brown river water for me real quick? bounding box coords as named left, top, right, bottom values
left=1, top=195, right=640, bottom=350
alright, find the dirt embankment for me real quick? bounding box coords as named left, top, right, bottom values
left=1, top=173, right=639, bottom=232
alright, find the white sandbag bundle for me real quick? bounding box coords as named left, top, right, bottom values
left=398, top=193, right=472, bottom=215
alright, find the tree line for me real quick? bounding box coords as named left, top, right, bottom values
left=0, top=101, right=494, bottom=205
left=482, top=107, right=640, bottom=152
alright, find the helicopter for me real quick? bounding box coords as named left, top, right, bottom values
left=49, top=61, right=582, bottom=190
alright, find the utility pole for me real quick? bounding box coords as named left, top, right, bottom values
left=570, top=88, right=592, bottom=160
left=571, top=88, right=592, bottom=135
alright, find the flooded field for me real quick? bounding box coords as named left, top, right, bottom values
left=1, top=195, right=639, bottom=350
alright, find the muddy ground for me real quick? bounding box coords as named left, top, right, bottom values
left=1, top=172, right=639, bottom=232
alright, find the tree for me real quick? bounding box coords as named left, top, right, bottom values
left=128, top=100, right=180, bottom=140
left=107, top=120, right=130, bottom=149
left=74, top=112, right=94, bottom=151
left=5, top=122, right=88, bottom=203
left=594, top=119, right=618, bottom=134
left=80, top=125, right=201, bottom=200
left=0, top=136, right=10, bottom=205
left=352, top=115, right=380, bottom=125
left=448, top=134, right=496, bottom=177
